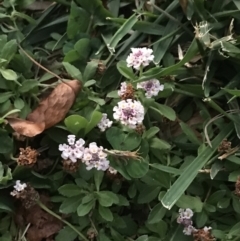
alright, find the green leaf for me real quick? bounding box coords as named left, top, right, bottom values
left=106, top=90, right=119, bottom=98
left=107, top=14, right=138, bottom=53
left=64, top=115, right=88, bottom=135
left=150, top=163, right=182, bottom=175
left=135, top=38, right=198, bottom=82
left=0, top=69, right=18, bottom=81
left=55, top=226, right=78, bottom=241
left=126, top=160, right=149, bottom=178
left=58, top=184, right=82, bottom=197
left=77, top=200, right=94, bottom=216
left=74, top=38, right=91, bottom=61
left=83, top=61, right=98, bottom=82
left=84, top=79, right=96, bottom=87
left=94, top=170, right=104, bottom=192
left=0, top=92, right=13, bottom=103
left=1, top=233, right=12, bottom=241
left=135, top=236, right=148, bottom=241
left=117, top=60, right=136, bottom=80
left=85, top=110, right=102, bottom=134
left=98, top=206, right=113, bottom=221
left=60, top=195, right=82, bottom=214
left=151, top=103, right=176, bottom=121
left=0, top=130, right=13, bottom=153
left=223, top=88, right=240, bottom=97
left=138, top=186, right=161, bottom=204
left=62, top=62, right=82, bottom=81
left=149, top=137, right=171, bottom=150
left=229, top=222, right=240, bottom=236
left=148, top=203, right=166, bottom=224
left=67, top=1, right=90, bottom=38
left=176, top=195, right=203, bottom=212
left=97, top=191, right=119, bottom=207
left=161, top=123, right=233, bottom=209
left=14, top=98, right=24, bottom=109
left=76, top=0, right=113, bottom=19
left=0, top=196, right=14, bottom=212
left=179, top=121, right=202, bottom=145
left=18, top=79, right=38, bottom=93
left=106, top=127, right=141, bottom=151
left=143, top=127, right=160, bottom=139
left=195, top=211, right=208, bottom=228
left=0, top=39, right=17, bottom=66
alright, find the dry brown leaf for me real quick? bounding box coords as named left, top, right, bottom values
left=15, top=194, right=62, bottom=241
left=7, top=80, right=81, bottom=137
left=7, top=119, right=45, bottom=137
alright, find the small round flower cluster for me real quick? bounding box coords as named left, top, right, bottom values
left=177, top=208, right=196, bottom=235
left=59, top=135, right=85, bottom=163
left=137, top=79, right=164, bottom=98
left=59, top=135, right=111, bottom=171
left=126, top=47, right=154, bottom=70
left=10, top=180, right=27, bottom=196
left=177, top=208, right=213, bottom=238
left=82, top=142, right=109, bottom=171
left=97, top=113, right=113, bottom=132
left=113, top=99, right=144, bottom=129
left=118, top=82, right=128, bottom=97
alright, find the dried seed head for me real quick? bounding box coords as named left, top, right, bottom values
left=235, top=176, right=240, bottom=197
left=33, top=158, right=54, bottom=172
left=17, top=147, right=39, bottom=167
left=218, top=139, right=231, bottom=153
left=106, top=166, right=124, bottom=183
left=193, top=227, right=215, bottom=241
left=97, top=61, right=106, bottom=76
left=87, top=227, right=97, bottom=239
left=104, top=149, right=142, bottom=162
left=11, top=181, right=39, bottom=209
left=118, top=82, right=135, bottom=100
left=62, top=159, right=81, bottom=173
left=135, top=124, right=145, bottom=135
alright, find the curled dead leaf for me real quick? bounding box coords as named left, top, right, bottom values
left=7, top=80, right=81, bottom=137
left=7, top=119, right=45, bottom=137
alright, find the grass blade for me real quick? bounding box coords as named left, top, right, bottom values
left=107, top=14, right=138, bottom=53
left=161, top=122, right=233, bottom=209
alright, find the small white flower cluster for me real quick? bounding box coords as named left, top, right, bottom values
left=82, top=142, right=110, bottom=171
left=177, top=208, right=213, bottom=236
left=137, top=79, right=164, bottom=98
left=10, top=180, right=27, bottom=196
left=177, top=208, right=196, bottom=235
left=97, top=113, right=113, bottom=132
left=108, top=166, right=118, bottom=175
left=113, top=99, right=144, bottom=129
left=126, top=47, right=154, bottom=70
left=59, top=135, right=85, bottom=163
left=59, top=135, right=111, bottom=172
left=118, top=82, right=128, bottom=97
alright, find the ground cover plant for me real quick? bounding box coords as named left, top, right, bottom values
left=2, top=0, right=240, bottom=240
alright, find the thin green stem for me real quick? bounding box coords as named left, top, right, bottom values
left=37, top=200, right=88, bottom=241
left=86, top=15, right=94, bottom=34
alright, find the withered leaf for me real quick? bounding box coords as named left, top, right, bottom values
left=7, top=118, right=45, bottom=137
left=7, top=80, right=81, bottom=137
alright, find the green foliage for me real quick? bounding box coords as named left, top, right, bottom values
left=1, top=0, right=240, bottom=240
